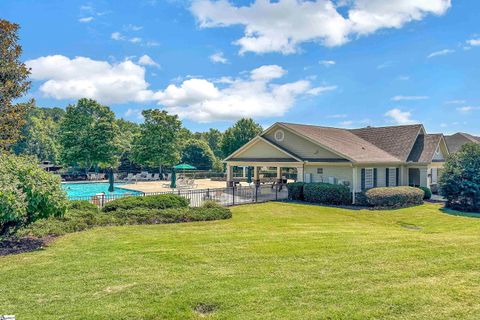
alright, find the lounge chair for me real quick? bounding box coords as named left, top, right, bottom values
left=151, top=173, right=160, bottom=181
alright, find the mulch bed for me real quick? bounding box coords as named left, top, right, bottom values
left=0, top=236, right=54, bottom=256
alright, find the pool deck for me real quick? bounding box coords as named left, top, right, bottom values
left=122, top=179, right=238, bottom=193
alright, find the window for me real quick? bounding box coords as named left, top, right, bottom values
left=317, top=168, right=323, bottom=174
left=365, top=168, right=374, bottom=189
left=388, top=168, right=397, bottom=186
left=274, top=129, right=284, bottom=142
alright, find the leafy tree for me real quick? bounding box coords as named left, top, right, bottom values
left=0, top=19, right=31, bottom=151
left=221, top=118, right=262, bottom=157
left=59, top=99, right=121, bottom=173
left=439, top=143, right=480, bottom=212
left=132, top=109, right=182, bottom=172
left=13, top=105, right=63, bottom=163
left=0, top=154, right=67, bottom=235
left=203, top=128, right=224, bottom=159
left=181, top=139, right=215, bottom=170
left=116, top=119, right=141, bottom=172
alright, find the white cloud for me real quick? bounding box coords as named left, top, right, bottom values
left=111, top=32, right=125, bottom=41
left=25, top=55, right=154, bottom=104
left=385, top=108, right=418, bottom=125
left=391, top=95, right=429, bottom=101
left=153, top=65, right=335, bottom=122
left=466, top=38, right=480, bottom=46
left=427, top=49, right=454, bottom=58
left=210, top=52, right=228, bottom=64
left=124, top=108, right=144, bottom=120
left=445, top=99, right=466, bottom=104
left=191, top=0, right=451, bottom=54
left=307, top=85, right=337, bottom=95
left=319, top=60, right=336, bottom=67
left=138, top=55, right=160, bottom=68
left=125, top=24, right=143, bottom=31
left=339, top=120, right=353, bottom=127
left=397, top=75, right=410, bottom=81
left=327, top=114, right=347, bottom=119
left=457, top=106, right=480, bottom=113
left=111, top=32, right=143, bottom=44
left=78, top=17, right=94, bottom=23
left=129, top=37, right=142, bottom=44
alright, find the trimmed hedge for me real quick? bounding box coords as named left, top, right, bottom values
left=303, top=183, right=351, bottom=205
left=365, top=187, right=424, bottom=208
left=418, top=186, right=432, bottom=200
left=68, top=200, right=99, bottom=211
left=103, top=194, right=189, bottom=212
left=17, top=206, right=231, bottom=238
left=287, top=182, right=306, bottom=201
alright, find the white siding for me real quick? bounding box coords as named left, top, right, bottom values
left=304, top=165, right=353, bottom=188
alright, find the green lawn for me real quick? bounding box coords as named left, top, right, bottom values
left=2, top=202, right=480, bottom=319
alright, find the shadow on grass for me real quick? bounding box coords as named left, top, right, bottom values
left=0, top=237, right=52, bottom=256
left=440, top=208, right=480, bottom=219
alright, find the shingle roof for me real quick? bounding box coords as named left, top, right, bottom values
left=278, top=122, right=401, bottom=163
left=407, top=134, right=442, bottom=163
left=349, top=124, right=423, bottom=161
left=445, top=133, right=480, bottom=153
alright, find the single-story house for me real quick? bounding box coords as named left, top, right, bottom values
left=224, top=122, right=451, bottom=203
left=445, top=132, right=480, bottom=153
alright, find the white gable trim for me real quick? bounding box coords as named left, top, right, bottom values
left=223, top=136, right=302, bottom=162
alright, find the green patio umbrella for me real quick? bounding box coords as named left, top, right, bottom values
left=173, top=163, right=197, bottom=170
left=247, top=166, right=252, bottom=184
left=108, top=168, right=114, bottom=193
left=170, top=168, right=176, bottom=188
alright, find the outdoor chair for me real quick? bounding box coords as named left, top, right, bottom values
left=152, top=173, right=160, bottom=181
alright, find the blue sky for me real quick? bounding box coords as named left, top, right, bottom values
left=2, top=0, right=479, bottom=134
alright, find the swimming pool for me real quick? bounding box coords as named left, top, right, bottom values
left=62, top=182, right=143, bottom=199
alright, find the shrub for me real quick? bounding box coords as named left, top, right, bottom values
left=103, top=194, right=189, bottom=212
left=303, top=183, right=351, bottom=205
left=18, top=206, right=231, bottom=238
left=286, top=182, right=306, bottom=201
left=0, top=154, right=67, bottom=235
left=418, top=186, right=432, bottom=200
left=68, top=200, right=98, bottom=211
left=202, top=200, right=222, bottom=208
left=440, top=143, right=480, bottom=212
left=365, top=187, right=424, bottom=208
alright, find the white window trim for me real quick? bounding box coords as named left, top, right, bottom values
left=274, top=129, right=285, bottom=142
left=388, top=167, right=397, bottom=187
left=365, top=168, right=374, bottom=189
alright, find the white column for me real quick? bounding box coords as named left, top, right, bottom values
left=352, top=166, right=358, bottom=204
left=242, top=166, right=247, bottom=178
left=226, top=164, right=233, bottom=187
left=253, top=166, right=259, bottom=184
left=420, top=167, right=428, bottom=187
left=296, top=166, right=304, bottom=182
left=276, top=166, right=282, bottom=182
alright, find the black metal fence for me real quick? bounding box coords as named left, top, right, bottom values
left=68, top=184, right=289, bottom=208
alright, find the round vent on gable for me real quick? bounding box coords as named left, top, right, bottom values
left=274, top=129, right=285, bottom=142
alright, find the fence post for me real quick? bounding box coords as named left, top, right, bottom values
left=232, top=186, right=235, bottom=206
left=255, top=185, right=258, bottom=203
left=275, top=184, right=278, bottom=201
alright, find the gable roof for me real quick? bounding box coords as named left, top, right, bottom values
left=224, top=136, right=302, bottom=162
left=407, top=134, right=444, bottom=163
left=445, top=133, right=480, bottom=153
left=349, top=124, right=424, bottom=162
left=277, top=122, right=401, bottom=163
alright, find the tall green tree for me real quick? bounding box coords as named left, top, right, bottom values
left=59, top=99, right=121, bottom=173
left=181, top=139, right=215, bottom=170
left=0, top=19, right=31, bottom=151
left=221, top=118, right=262, bottom=157
left=439, top=143, right=480, bottom=212
left=132, top=109, right=182, bottom=172
left=116, top=119, right=141, bottom=171
left=203, top=128, right=224, bottom=159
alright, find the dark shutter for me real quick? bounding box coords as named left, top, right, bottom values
left=373, top=168, right=378, bottom=187
left=361, top=168, right=365, bottom=190
left=396, top=168, right=400, bottom=186
left=385, top=168, right=389, bottom=187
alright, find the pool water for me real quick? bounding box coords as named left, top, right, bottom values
left=62, top=182, right=142, bottom=198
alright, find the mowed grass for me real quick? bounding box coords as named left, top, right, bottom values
left=2, top=202, right=480, bottom=319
